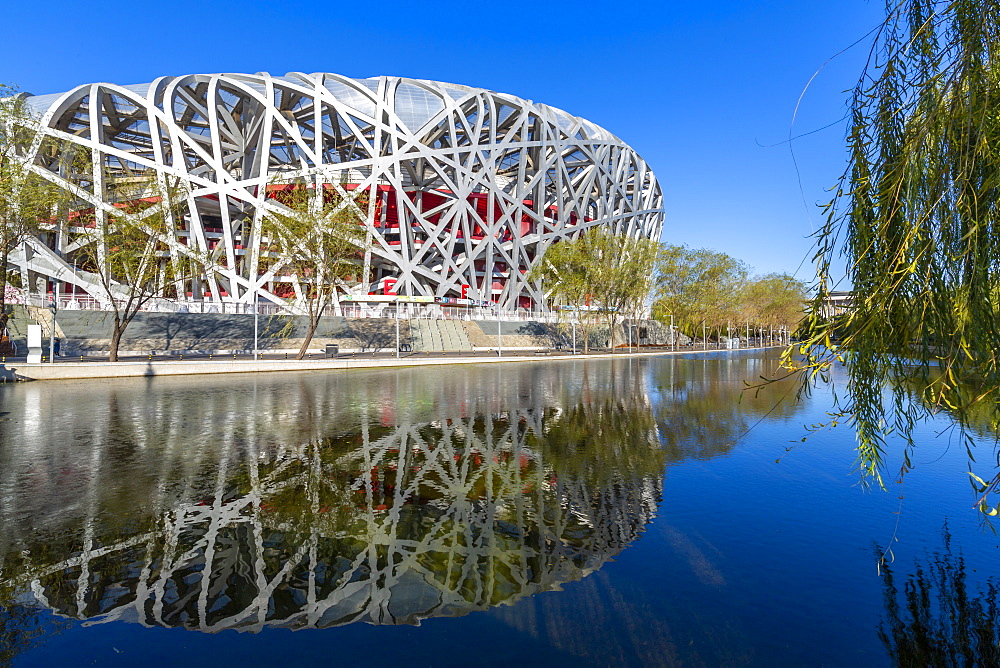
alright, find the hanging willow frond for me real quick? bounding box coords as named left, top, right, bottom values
left=796, top=0, right=1000, bottom=489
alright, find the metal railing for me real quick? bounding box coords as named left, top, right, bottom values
left=23, top=293, right=571, bottom=322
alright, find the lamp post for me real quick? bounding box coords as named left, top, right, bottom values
left=670, top=313, right=675, bottom=351
left=253, top=289, right=259, bottom=361
left=395, top=299, right=400, bottom=359
left=496, top=303, right=502, bottom=357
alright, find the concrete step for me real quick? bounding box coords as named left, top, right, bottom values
left=408, top=319, right=472, bottom=352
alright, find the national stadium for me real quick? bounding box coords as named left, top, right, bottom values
left=11, top=72, right=663, bottom=314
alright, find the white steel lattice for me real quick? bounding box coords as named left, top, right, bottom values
left=6, top=406, right=662, bottom=631
left=18, top=72, right=664, bottom=311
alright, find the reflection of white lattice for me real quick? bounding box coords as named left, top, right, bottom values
left=20, top=409, right=659, bottom=631
left=18, top=73, right=663, bottom=311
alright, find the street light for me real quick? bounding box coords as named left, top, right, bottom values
left=253, top=289, right=259, bottom=361
left=496, top=303, right=502, bottom=357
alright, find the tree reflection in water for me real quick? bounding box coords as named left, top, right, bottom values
left=879, top=527, right=1000, bottom=666
left=0, top=361, right=667, bottom=633
left=652, top=353, right=801, bottom=462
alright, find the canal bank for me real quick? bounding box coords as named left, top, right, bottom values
left=0, top=346, right=781, bottom=382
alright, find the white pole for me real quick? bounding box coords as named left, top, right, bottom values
left=703, top=321, right=707, bottom=351
left=253, top=290, right=259, bottom=361
left=395, top=303, right=400, bottom=359
left=670, top=313, right=674, bottom=351
left=49, top=312, right=55, bottom=362
left=497, top=305, right=502, bottom=357
left=572, top=317, right=576, bottom=354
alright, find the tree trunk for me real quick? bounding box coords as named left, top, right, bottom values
left=109, top=315, right=125, bottom=362
left=0, top=245, right=9, bottom=335
left=296, top=312, right=320, bottom=360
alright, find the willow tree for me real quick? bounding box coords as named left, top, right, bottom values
left=530, top=229, right=657, bottom=353
left=798, top=0, right=1000, bottom=510
left=263, top=180, right=366, bottom=359
left=0, top=86, right=70, bottom=336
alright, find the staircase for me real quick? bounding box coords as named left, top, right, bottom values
left=409, top=319, right=473, bottom=352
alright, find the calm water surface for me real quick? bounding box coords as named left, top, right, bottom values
left=1, top=351, right=998, bottom=666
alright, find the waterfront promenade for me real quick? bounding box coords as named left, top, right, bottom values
left=0, top=345, right=775, bottom=382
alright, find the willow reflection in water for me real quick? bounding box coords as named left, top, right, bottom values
left=0, top=362, right=668, bottom=633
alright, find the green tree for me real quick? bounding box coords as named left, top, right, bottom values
left=739, top=273, right=807, bottom=334
left=652, top=244, right=749, bottom=340
left=530, top=229, right=657, bottom=353
left=263, top=180, right=367, bottom=359
left=0, top=86, right=71, bottom=337
left=590, top=231, right=659, bottom=351
left=798, top=0, right=1000, bottom=503
left=529, top=231, right=596, bottom=351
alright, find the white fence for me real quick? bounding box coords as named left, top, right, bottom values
left=22, top=293, right=567, bottom=323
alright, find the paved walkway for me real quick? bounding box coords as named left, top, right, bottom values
left=0, top=346, right=780, bottom=382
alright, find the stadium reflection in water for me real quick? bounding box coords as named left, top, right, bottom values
left=1, top=357, right=760, bottom=634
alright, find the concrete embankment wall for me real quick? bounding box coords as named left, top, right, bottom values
left=4, top=308, right=411, bottom=355
left=2, top=308, right=680, bottom=356
left=0, top=347, right=716, bottom=382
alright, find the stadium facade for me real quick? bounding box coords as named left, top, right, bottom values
left=13, top=72, right=663, bottom=312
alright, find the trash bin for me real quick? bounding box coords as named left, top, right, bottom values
left=325, top=344, right=339, bottom=357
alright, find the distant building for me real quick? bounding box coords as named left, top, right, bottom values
left=819, top=291, right=853, bottom=318
left=11, top=73, right=663, bottom=313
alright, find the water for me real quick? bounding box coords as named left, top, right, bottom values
left=1, top=351, right=998, bottom=666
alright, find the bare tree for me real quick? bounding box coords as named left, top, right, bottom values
left=73, top=175, right=201, bottom=361
left=262, top=179, right=367, bottom=359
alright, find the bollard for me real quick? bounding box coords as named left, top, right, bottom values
left=284, top=352, right=288, bottom=359
left=80, top=356, right=84, bottom=362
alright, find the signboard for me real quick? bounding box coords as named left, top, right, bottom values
left=27, top=324, right=42, bottom=364
left=340, top=295, right=435, bottom=303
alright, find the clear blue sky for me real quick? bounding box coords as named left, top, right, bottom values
left=2, top=0, right=884, bottom=281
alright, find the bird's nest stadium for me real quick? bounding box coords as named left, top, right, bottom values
left=11, top=72, right=663, bottom=314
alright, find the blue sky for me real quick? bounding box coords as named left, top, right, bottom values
left=2, top=0, right=884, bottom=281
